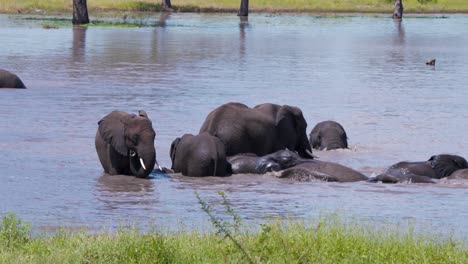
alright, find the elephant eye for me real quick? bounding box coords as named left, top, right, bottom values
left=131, top=134, right=139, bottom=144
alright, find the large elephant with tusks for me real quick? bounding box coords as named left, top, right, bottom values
left=199, top=102, right=314, bottom=159
left=95, top=110, right=160, bottom=178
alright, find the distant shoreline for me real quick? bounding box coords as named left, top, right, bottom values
left=2, top=1, right=468, bottom=16
left=2, top=8, right=468, bottom=17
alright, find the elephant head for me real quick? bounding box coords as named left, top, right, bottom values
left=275, top=105, right=314, bottom=159
left=310, top=121, right=348, bottom=150
left=255, top=149, right=312, bottom=174
left=98, top=110, right=159, bottom=178
left=428, top=154, right=468, bottom=179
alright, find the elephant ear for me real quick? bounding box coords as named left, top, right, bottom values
left=98, top=111, right=132, bottom=156
left=276, top=105, right=305, bottom=131
left=452, top=155, right=468, bottom=169
left=170, top=137, right=181, bottom=167
left=274, top=105, right=300, bottom=148
left=336, top=122, right=349, bottom=148
left=138, top=110, right=148, bottom=118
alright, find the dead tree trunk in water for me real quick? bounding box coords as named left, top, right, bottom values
left=393, top=0, right=403, bottom=20
left=162, top=0, right=172, bottom=11
left=238, top=0, right=249, bottom=17
left=72, top=0, right=89, bottom=25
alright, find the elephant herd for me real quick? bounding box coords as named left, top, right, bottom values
left=94, top=102, right=468, bottom=184
left=5, top=70, right=466, bottom=183
left=2, top=68, right=467, bottom=184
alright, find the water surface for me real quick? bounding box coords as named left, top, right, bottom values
left=1, top=13, right=468, bottom=238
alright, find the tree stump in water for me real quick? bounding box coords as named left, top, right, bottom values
left=238, top=0, right=249, bottom=17
left=72, top=0, right=89, bottom=25
left=393, top=0, right=404, bottom=20
left=162, top=0, right=173, bottom=11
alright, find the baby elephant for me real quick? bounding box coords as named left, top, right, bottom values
left=310, top=121, right=348, bottom=150
left=0, top=69, right=26, bottom=88
left=228, top=149, right=313, bottom=174
left=370, top=154, right=468, bottom=183
left=170, top=133, right=229, bottom=177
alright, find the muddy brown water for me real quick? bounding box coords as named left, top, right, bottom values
left=1, top=13, right=468, bottom=238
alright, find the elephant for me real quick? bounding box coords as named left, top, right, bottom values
left=369, top=154, right=468, bottom=183
left=309, top=120, right=348, bottom=150
left=227, top=153, right=258, bottom=174
left=0, top=69, right=26, bottom=88
left=95, top=110, right=160, bottom=178
left=199, top=102, right=314, bottom=159
left=277, top=160, right=368, bottom=182
left=446, top=169, right=468, bottom=180
left=170, top=133, right=229, bottom=177
left=228, top=149, right=313, bottom=174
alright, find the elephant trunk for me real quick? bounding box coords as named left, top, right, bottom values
left=325, top=140, right=345, bottom=150
left=297, top=133, right=314, bottom=159
left=130, top=146, right=156, bottom=178
left=256, top=161, right=282, bottom=174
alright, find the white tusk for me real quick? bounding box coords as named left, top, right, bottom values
left=155, top=160, right=162, bottom=171
left=140, top=158, right=147, bottom=170
left=306, top=149, right=318, bottom=159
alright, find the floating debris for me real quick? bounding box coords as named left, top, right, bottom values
left=426, top=59, right=436, bottom=66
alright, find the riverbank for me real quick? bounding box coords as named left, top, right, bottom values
left=1, top=0, right=468, bottom=14
left=0, top=213, right=467, bottom=263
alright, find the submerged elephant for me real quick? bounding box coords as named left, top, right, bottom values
left=0, top=69, right=26, bottom=88
left=227, top=153, right=258, bottom=174
left=199, top=102, right=314, bottom=159
left=369, top=154, right=468, bottom=183
left=95, top=110, right=160, bottom=178
left=277, top=160, right=368, bottom=182
left=228, top=149, right=312, bottom=174
left=170, top=133, right=229, bottom=177
left=310, top=120, right=348, bottom=150
left=446, top=169, right=468, bottom=180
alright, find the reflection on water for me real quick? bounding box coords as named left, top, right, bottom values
left=1, top=13, right=468, bottom=238
left=158, top=12, right=171, bottom=27
left=239, top=16, right=248, bottom=61
left=95, top=175, right=158, bottom=223
left=72, top=26, right=87, bottom=63
left=97, top=174, right=155, bottom=194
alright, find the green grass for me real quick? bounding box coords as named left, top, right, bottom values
left=40, top=23, right=60, bottom=29
left=1, top=212, right=467, bottom=263
left=1, top=0, right=468, bottom=14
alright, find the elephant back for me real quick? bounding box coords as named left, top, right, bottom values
left=199, top=102, right=312, bottom=159
left=172, top=133, right=229, bottom=177
left=199, top=102, right=249, bottom=134
left=0, top=69, right=26, bottom=88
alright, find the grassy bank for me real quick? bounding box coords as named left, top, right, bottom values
left=0, top=213, right=467, bottom=263
left=1, top=0, right=468, bottom=14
